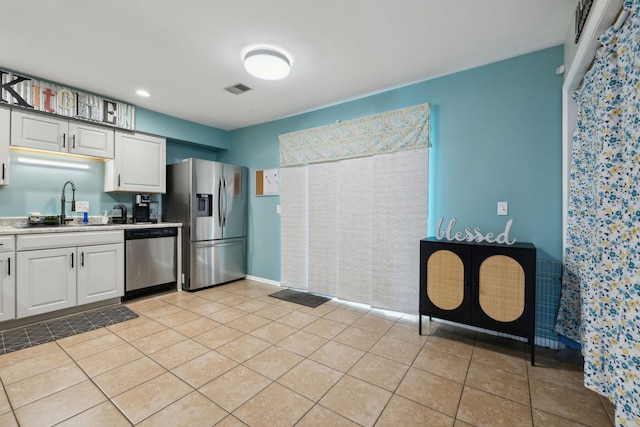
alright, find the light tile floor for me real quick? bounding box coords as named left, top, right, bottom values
left=0, top=279, right=616, bottom=426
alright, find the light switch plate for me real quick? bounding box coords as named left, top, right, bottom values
left=75, top=201, right=90, bottom=212
left=497, top=201, right=508, bottom=216
left=276, top=204, right=281, bottom=215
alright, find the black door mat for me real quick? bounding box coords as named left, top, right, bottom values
left=269, top=289, right=331, bottom=308
left=0, top=305, right=139, bottom=355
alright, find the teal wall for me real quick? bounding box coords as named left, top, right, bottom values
left=218, top=123, right=283, bottom=281
left=219, top=46, right=564, bottom=281
left=0, top=150, right=134, bottom=218
left=166, top=140, right=218, bottom=165
left=136, top=108, right=229, bottom=150
left=0, top=46, right=563, bottom=284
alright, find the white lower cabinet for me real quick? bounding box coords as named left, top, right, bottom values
left=77, top=243, right=124, bottom=304
left=16, top=231, right=124, bottom=319
left=0, top=236, right=16, bottom=322
left=17, top=248, right=76, bottom=318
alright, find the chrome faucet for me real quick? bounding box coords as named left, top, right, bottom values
left=60, top=180, right=77, bottom=224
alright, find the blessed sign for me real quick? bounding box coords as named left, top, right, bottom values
left=435, top=217, right=516, bottom=245
left=0, top=69, right=135, bottom=130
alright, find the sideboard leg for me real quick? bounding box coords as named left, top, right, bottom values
left=531, top=339, right=536, bottom=366
left=419, top=314, right=422, bottom=335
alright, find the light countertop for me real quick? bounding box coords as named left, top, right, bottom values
left=0, top=218, right=182, bottom=236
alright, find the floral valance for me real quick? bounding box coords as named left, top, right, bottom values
left=278, top=103, right=430, bottom=167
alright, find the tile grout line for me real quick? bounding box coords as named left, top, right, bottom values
left=0, top=374, right=18, bottom=424
left=526, top=345, right=535, bottom=426
left=376, top=321, right=463, bottom=424
left=53, top=331, right=138, bottom=425
left=163, top=291, right=393, bottom=426
left=1, top=281, right=607, bottom=426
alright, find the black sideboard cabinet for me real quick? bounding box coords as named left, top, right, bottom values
left=419, top=238, right=537, bottom=365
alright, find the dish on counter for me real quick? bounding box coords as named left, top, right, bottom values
left=27, top=213, right=60, bottom=226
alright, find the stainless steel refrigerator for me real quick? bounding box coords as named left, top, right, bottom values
left=164, top=158, right=248, bottom=291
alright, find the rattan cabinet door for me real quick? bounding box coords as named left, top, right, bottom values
left=470, top=244, right=536, bottom=338
left=420, top=241, right=471, bottom=323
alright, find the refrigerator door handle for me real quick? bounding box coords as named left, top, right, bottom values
left=222, top=177, right=228, bottom=227
left=196, top=241, right=238, bottom=249
left=218, top=178, right=223, bottom=226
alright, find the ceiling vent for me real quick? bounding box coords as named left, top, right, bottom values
left=224, top=83, right=252, bottom=95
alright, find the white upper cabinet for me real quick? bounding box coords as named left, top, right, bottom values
left=69, top=121, right=115, bottom=158
left=0, top=107, right=9, bottom=186
left=11, top=111, right=67, bottom=152
left=11, top=110, right=114, bottom=159
left=104, top=131, right=166, bottom=193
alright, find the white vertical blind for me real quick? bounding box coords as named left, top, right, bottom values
left=371, top=148, right=429, bottom=313
left=308, top=162, right=339, bottom=296
left=280, top=166, right=308, bottom=290
left=279, top=103, right=430, bottom=312
left=337, top=156, right=373, bottom=303
left=280, top=149, right=428, bottom=313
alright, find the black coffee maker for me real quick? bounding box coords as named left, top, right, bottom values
left=132, top=193, right=157, bottom=223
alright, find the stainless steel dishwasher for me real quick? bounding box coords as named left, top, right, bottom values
left=125, top=227, right=177, bottom=296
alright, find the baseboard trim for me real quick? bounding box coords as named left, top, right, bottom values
left=246, top=275, right=281, bottom=287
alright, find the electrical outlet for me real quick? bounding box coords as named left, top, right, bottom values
left=497, top=201, right=508, bottom=216
left=75, top=201, right=90, bottom=212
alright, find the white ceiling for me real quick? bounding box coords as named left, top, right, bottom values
left=1, top=1, right=576, bottom=131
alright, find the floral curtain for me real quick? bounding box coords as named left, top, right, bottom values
left=556, top=1, right=640, bottom=424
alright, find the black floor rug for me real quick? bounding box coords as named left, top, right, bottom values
left=269, top=289, right=331, bottom=308
left=0, top=305, right=139, bottom=355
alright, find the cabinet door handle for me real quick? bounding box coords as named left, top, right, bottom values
left=7, top=257, right=10, bottom=276
left=62, top=133, right=66, bottom=148
left=1, top=163, right=4, bottom=180
left=118, top=174, right=121, bottom=187
left=81, top=252, right=84, bottom=267
left=71, top=252, right=74, bottom=268
left=72, top=135, right=76, bottom=149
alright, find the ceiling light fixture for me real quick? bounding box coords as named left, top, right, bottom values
left=136, top=89, right=151, bottom=97
left=244, top=48, right=291, bottom=80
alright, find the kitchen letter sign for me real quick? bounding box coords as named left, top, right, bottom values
left=0, top=69, right=135, bottom=130
left=435, top=217, right=516, bottom=245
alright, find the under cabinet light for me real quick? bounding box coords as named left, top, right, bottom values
left=17, top=157, right=89, bottom=170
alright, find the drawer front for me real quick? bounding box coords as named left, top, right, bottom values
left=17, top=230, right=123, bottom=251
left=0, top=235, right=15, bottom=252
